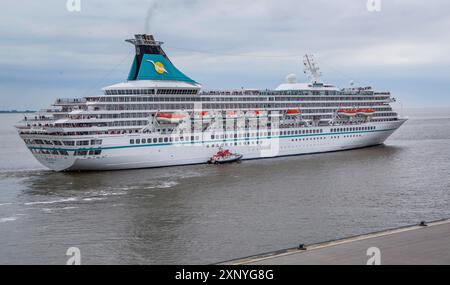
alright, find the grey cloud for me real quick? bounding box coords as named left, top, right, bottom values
left=0, top=0, right=450, bottom=109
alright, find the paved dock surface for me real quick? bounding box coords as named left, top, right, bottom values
left=224, top=219, right=450, bottom=265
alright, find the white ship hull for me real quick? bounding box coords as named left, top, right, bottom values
left=25, top=120, right=406, bottom=171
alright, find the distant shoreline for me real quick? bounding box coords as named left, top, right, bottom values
left=0, top=111, right=36, bottom=114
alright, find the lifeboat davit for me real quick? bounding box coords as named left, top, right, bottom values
left=156, top=112, right=187, bottom=124
left=225, top=111, right=238, bottom=118
left=286, top=109, right=301, bottom=116
left=356, top=108, right=375, bottom=116
left=337, top=109, right=358, bottom=117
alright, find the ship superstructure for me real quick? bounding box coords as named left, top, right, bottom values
left=16, top=34, right=406, bottom=171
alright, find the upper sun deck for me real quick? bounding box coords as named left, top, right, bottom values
left=102, top=80, right=201, bottom=95
left=275, top=82, right=339, bottom=92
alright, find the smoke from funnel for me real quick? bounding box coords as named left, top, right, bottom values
left=145, top=0, right=160, bottom=34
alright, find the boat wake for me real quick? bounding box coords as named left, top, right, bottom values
left=24, top=197, right=78, bottom=206
left=0, top=216, right=18, bottom=223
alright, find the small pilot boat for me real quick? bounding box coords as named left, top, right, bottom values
left=208, top=149, right=243, bottom=164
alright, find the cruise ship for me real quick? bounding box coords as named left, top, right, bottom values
left=16, top=34, right=407, bottom=171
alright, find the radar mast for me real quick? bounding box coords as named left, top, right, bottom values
left=303, top=54, right=322, bottom=84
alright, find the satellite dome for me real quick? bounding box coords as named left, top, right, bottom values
left=286, top=73, right=298, bottom=84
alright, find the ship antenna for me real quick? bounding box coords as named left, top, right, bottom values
left=303, top=54, right=322, bottom=84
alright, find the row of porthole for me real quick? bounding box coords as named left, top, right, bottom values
left=343, top=134, right=363, bottom=138
left=205, top=141, right=264, bottom=148
left=289, top=133, right=366, bottom=142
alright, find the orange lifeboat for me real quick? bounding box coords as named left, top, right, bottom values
left=247, top=110, right=267, bottom=118
left=356, top=108, right=375, bottom=116
left=337, top=109, right=358, bottom=117
left=156, top=112, right=187, bottom=124
left=286, top=109, right=301, bottom=116
left=193, top=111, right=211, bottom=119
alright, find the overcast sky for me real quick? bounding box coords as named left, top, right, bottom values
left=1, top=0, right=450, bottom=110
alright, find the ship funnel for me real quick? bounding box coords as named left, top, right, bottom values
left=125, top=34, right=197, bottom=84
left=126, top=34, right=168, bottom=58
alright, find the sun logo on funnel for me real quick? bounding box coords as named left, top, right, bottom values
left=146, top=60, right=168, bottom=74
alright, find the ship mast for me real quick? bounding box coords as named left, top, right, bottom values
left=303, top=54, right=322, bottom=84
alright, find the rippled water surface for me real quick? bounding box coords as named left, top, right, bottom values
left=1, top=109, right=450, bottom=264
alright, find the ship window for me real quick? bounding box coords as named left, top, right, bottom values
left=159, top=138, right=163, bottom=143
left=76, top=140, right=89, bottom=146
left=53, top=141, right=62, bottom=146
left=94, top=150, right=101, bottom=155
left=153, top=138, right=157, bottom=143
left=63, top=141, right=74, bottom=146
left=130, top=139, right=135, bottom=144
left=164, top=138, right=168, bottom=143
left=136, top=139, right=140, bottom=144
